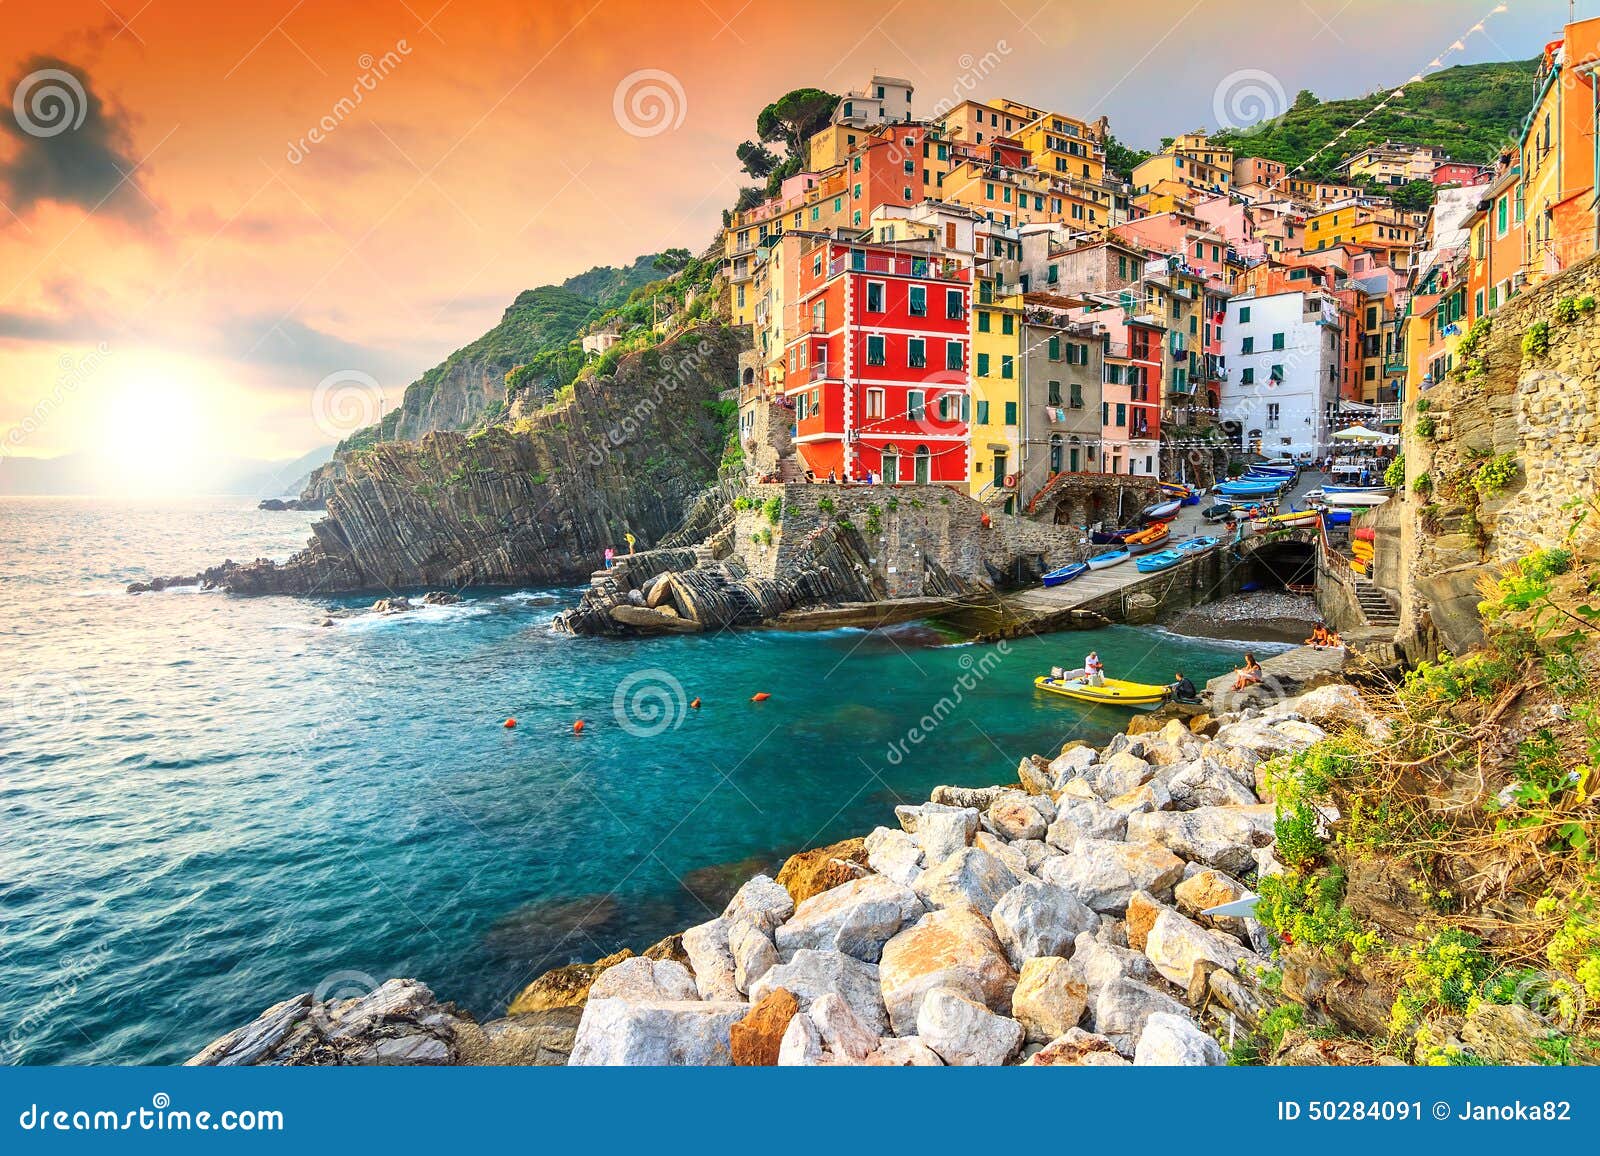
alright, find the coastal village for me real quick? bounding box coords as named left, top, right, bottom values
left=182, top=17, right=1600, bottom=1070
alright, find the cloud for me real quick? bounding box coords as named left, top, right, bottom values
left=0, top=55, right=153, bottom=223
left=214, top=311, right=420, bottom=387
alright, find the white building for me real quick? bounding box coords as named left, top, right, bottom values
left=1222, top=289, right=1342, bottom=458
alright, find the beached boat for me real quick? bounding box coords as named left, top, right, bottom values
left=1090, top=525, right=1137, bottom=545
left=1140, top=499, right=1182, bottom=521
left=1323, top=509, right=1352, bottom=526
left=1215, top=480, right=1286, bottom=498
left=1323, top=490, right=1391, bottom=509
left=1201, top=502, right=1235, bottom=523
left=1175, top=535, right=1220, bottom=555
left=1041, top=562, right=1088, bottom=587
left=1033, top=674, right=1169, bottom=709
left=1249, top=509, right=1321, bottom=532
left=1322, top=484, right=1393, bottom=495
left=1087, top=547, right=1130, bottom=570
left=1135, top=548, right=1187, bottom=573
left=1123, top=524, right=1170, bottom=554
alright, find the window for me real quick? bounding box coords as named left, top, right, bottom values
left=1048, top=380, right=1062, bottom=405
left=1069, top=382, right=1083, bottom=408
left=1238, top=305, right=1250, bottom=323
left=1270, top=363, right=1284, bottom=381
left=1001, top=354, right=1014, bottom=379
left=976, top=399, right=990, bottom=424
left=1115, top=402, right=1127, bottom=425
left=866, top=388, right=885, bottom=419
left=1004, top=401, right=1017, bottom=425
left=946, top=289, right=964, bottom=319
left=866, top=335, right=886, bottom=366
left=812, top=301, right=826, bottom=331
left=1101, top=401, right=1109, bottom=424
left=1001, top=314, right=1014, bottom=336
left=977, top=311, right=991, bottom=333
left=937, top=394, right=950, bottom=421
left=1271, top=332, right=1285, bottom=351
left=908, top=285, right=926, bottom=317
left=908, top=338, right=926, bottom=368
left=1048, top=335, right=1061, bottom=361
left=976, top=352, right=990, bottom=377
left=1241, top=367, right=1255, bottom=385
left=907, top=391, right=925, bottom=421
left=946, top=341, right=962, bottom=370
left=1266, top=402, right=1280, bottom=428
left=866, top=281, right=885, bottom=313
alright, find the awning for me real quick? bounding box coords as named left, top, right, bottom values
left=1330, top=424, right=1388, bottom=442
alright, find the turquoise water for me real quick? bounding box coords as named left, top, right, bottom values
left=0, top=496, right=1283, bottom=1065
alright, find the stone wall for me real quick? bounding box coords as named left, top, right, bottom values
left=1400, top=254, right=1600, bottom=657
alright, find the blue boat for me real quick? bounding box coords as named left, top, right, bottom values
left=1041, top=562, right=1088, bottom=587
left=1135, top=548, right=1187, bottom=573
left=1321, top=484, right=1393, bottom=495
left=1215, top=481, right=1285, bottom=498
left=1324, top=509, right=1353, bottom=526
left=1088, top=548, right=1130, bottom=570
left=1175, top=535, right=1220, bottom=555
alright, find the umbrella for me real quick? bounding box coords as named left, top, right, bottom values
left=1330, top=424, right=1386, bottom=442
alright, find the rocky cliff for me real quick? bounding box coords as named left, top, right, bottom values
left=196, top=326, right=745, bottom=595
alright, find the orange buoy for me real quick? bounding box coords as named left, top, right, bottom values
left=689, top=697, right=701, bottom=709
left=572, top=719, right=585, bottom=733
left=503, top=718, right=517, bottom=728
left=750, top=692, right=770, bottom=702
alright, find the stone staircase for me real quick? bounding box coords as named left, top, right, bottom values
left=1352, top=578, right=1399, bottom=627
left=775, top=453, right=806, bottom=483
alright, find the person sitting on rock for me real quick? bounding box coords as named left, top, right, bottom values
left=1231, top=652, right=1263, bottom=691
left=1306, top=623, right=1330, bottom=647
left=1169, top=671, right=1199, bottom=703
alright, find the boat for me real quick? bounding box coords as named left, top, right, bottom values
left=1123, top=524, right=1170, bottom=554
left=1041, top=562, right=1088, bottom=587
left=1160, top=482, right=1203, bottom=507
left=1087, top=547, right=1130, bottom=570
left=1201, top=502, right=1235, bottom=523
left=1249, top=509, right=1321, bottom=532
left=1323, top=509, right=1352, bottom=526
left=1323, top=490, right=1392, bottom=509
left=1214, top=480, right=1286, bottom=498
left=1090, top=525, right=1136, bottom=545
left=1034, top=674, right=1170, bottom=709
left=1135, top=548, right=1187, bottom=573
left=1140, top=499, right=1182, bottom=522
left=1322, top=484, right=1393, bottom=495
left=1175, top=535, right=1220, bottom=555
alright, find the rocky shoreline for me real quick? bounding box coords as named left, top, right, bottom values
left=191, top=652, right=1403, bottom=1067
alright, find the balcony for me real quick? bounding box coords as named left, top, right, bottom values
left=807, top=361, right=841, bottom=383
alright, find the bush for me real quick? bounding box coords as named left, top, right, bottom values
left=1470, top=452, right=1518, bottom=499
left=1384, top=455, right=1405, bottom=488
left=1416, top=414, right=1436, bottom=439
left=1256, top=866, right=1381, bottom=962
left=1274, top=801, right=1326, bottom=868
left=1389, top=929, right=1494, bottom=1034
left=1523, top=320, right=1552, bottom=358
left=1413, top=471, right=1432, bottom=496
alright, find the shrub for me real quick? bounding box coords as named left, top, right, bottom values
left=1255, top=866, right=1381, bottom=962
left=1470, top=452, right=1518, bottom=499
left=1523, top=320, right=1552, bottom=358
left=1412, top=471, right=1432, bottom=496
left=761, top=495, right=783, bottom=524
left=1384, top=455, right=1405, bottom=488
left=1416, top=414, right=1436, bottom=439
left=1389, top=929, right=1494, bottom=1034
left=1555, top=297, right=1582, bottom=324
left=1274, top=801, right=1326, bottom=868
left=1415, top=398, right=1431, bottom=413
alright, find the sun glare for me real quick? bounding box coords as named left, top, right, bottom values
left=93, top=368, right=209, bottom=492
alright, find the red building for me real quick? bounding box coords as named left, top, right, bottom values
left=1432, top=161, right=1487, bottom=187
left=784, top=239, right=972, bottom=484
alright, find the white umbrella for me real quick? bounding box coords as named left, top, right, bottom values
left=1330, top=424, right=1386, bottom=442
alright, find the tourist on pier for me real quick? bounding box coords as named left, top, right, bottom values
left=1085, top=651, right=1105, bottom=687
left=1169, top=671, right=1199, bottom=703
left=1231, top=652, right=1263, bottom=691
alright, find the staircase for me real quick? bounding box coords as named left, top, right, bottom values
left=1352, top=578, right=1399, bottom=627
left=775, top=453, right=806, bottom=483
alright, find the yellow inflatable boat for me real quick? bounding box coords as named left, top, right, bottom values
left=1033, top=674, right=1170, bottom=709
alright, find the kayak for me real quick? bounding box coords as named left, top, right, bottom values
left=1126, top=526, right=1170, bottom=555
left=1087, top=548, right=1130, bottom=570
left=1135, top=548, right=1187, bottom=573
left=1141, top=499, right=1182, bottom=521
left=1215, top=481, right=1286, bottom=498
left=1042, top=562, right=1088, bottom=587
left=1034, top=674, right=1170, bottom=709
left=1175, top=535, right=1220, bottom=555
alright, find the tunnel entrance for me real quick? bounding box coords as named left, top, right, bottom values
left=1241, top=538, right=1317, bottom=590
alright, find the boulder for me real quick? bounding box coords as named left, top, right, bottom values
left=1038, top=837, right=1186, bottom=913
left=991, top=880, right=1099, bottom=968
left=1047, top=745, right=1098, bottom=785
left=878, top=907, right=1017, bottom=1035
left=730, top=987, right=798, bottom=1066
left=1015, top=838, right=1062, bottom=874
left=930, top=784, right=1012, bottom=810
left=681, top=917, right=740, bottom=1001
left=1105, top=779, right=1172, bottom=815
left=1160, top=757, right=1259, bottom=809
left=864, top=1036, right=944, bottom=1066
left=1124, top=890, right=1167, bottom=953
left=1044, top=797, right=1127, bottom=852
left=776, top=1008, right=825, bottom=1066
left=774, top=873, right=923, bottom=962
left=1018, top=756, right=1055, bottom=796
left=723, top=874, right=794, bottom=934
left=1126, top=805, right=1275, bottom=874
left=1023, top=1026, right=1128, bottom=1066
left=727, top=918, right=779, bottom=994
left=471, top=1008, right=582, bottom=1066
left=1133, top=1012, right=1226, bottom=1065
left=973, top=831, right=1034, bottom=881
left=776, top=837, right=870, bottom=905
left=864, top=826, right=924, bottom=887
left=898, top=803, right=980, bottom=862
left=1143, top=908, right=1259, bottom=987
left=915, top=986, right=1024, bottom=1066
left=1011, top=956, right=1089, bottom=1043
left=1068, top=931, right=1160, bottom=991
left=1174, top=869, right=1255, bottom=939
left=749, top=949, right=887, bottom=1036
left=1091, top=978, right=1191, bottom=1055
left=506, top=949, right=633, bottom=1014
left=586, top=957, right=699, bottom=1003
left=913, top=846, right=1018, bottom=914
left=1087, top=751, right=1155, bottom=799
left=568, top=998, right=748, bottom=1065
left=988, top=793, right=1049, bottom=841
left=810, top=992, right=878, bottom=1062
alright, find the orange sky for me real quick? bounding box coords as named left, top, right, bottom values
left=0, top=0, right=1568, bottom=479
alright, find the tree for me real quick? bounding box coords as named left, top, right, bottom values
left=1293, top=88, right=1320, bottom=111
left=736, top=140, right=778, bottom=180
left=653, top=248, right=691, bottom=274
left=1103, top=133, right=1153, bottom=178
left=754, top=88, right=839, bottom=164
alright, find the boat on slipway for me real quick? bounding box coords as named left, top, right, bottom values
left=1087, top=547, right=1131, bottom=570
left=1041, top=561, right=1088, bottom=587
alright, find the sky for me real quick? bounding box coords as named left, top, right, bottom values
left=0, top=0, right=1576, bottom=487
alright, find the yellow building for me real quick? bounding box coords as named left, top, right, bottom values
left=1132, top=132, right=1234, bottom=200
left=1014, top=112, right=1106, bottom=185
left=968, top=289, right=1024, bottom=500
left=1304, top=204, right=1416, bottom=269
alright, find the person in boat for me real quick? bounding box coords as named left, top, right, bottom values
left=1085, top=651, right=1105, bottom=687
left=1231, top=652, right=1263, bottom=691
left=1169, top=671, right=1199, bottom=703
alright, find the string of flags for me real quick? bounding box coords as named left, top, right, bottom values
left=1268, top=2, right=1514, bottom=191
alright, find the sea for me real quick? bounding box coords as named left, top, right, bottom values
left=0, top=495, right=1288, bottom=1065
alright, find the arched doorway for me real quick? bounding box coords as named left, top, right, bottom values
left=882, top=443, right=899, bottom=484
left=1049, top=434, right=1063, bottom=474
left=914, top=444, right=931, bottom=484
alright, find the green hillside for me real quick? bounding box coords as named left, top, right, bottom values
left=1216, top=58, right=1541, bottom=178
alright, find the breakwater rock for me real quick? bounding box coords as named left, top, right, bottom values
left=147, top=327, right=746, bottom=596
left=197, top=668, right=1422, bottom=1066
